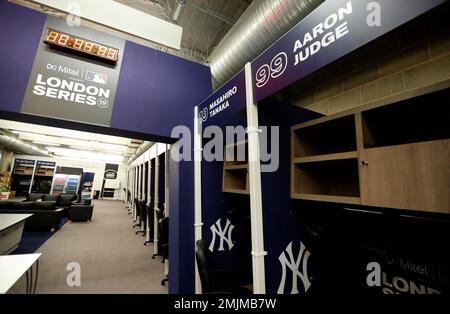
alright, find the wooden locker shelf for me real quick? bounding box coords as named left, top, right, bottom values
left=291, top=87, right=450, bottom=213
left=222, top=141, right=249, bottom=195
left=293, top=151, right=358, bottom=164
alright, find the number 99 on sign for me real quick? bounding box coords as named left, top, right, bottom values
left=255, top=52, right=288, bottom=88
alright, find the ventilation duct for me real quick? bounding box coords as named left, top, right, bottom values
left=0, top=129, right=51, bottom=157
left=127, top=141, right=154, bottom=165
left=208, top=0, right=324, bottom=89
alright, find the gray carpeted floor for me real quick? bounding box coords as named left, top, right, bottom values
left=9, top=200, right=168, bottom=294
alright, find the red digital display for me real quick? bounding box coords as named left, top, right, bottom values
left=44, top=28, right=119, bottom=62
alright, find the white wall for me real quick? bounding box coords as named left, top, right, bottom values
left=13, top=154, right=127, bottom=200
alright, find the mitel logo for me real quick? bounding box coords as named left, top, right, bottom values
left=277, top=241, right=311, bottom=294
left=208, top=218, right=234, bottom=252
left=366, top=262, right=441, bottom=294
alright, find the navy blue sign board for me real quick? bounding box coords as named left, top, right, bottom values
left=197, top=70, right=246, bottom=127
left=14, top=159, right=35, bottom=167
left=251, top=0, right=446, bottom=103
left=36, top=160, right=56, bottom=168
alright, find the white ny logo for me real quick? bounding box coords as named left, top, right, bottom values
left=277, top=241, right=311, bottom=294
left=209, top=218, right=234, bottom=252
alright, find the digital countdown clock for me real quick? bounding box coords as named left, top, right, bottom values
left=44, top=28, right=119, bottom=63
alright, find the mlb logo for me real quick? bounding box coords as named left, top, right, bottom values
left=85, top=71, right=108, bottom=85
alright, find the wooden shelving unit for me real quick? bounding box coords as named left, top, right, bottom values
left=34, top=167, right=55, bottom=177
left=13, top=166, right=34, bottom=175
left=291, top=88, right=450, bottom=214
left=291, top=114, right=360, bottom=203
left=222, top=141, right=249, bottom=195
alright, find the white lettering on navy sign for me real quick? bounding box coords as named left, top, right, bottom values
left=32, top=73, right=111, bottom=109
left=203, top=86, right=237, bottom=121
left=255, top=1, right=353, bottom=88
left=255, top=53, right=288, bottom=88
left=293, top=1, right=352, bottom=66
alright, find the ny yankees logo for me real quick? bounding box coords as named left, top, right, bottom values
left=209, top=218, right=234, bottom=252
left=277, top=241, right=311, bottom=294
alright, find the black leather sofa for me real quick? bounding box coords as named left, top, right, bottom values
left=0, top=200, right=64, bottom=231
left=25, top=193, right=79, bottom=210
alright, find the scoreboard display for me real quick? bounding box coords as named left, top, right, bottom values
left=44, top=28, right=119, bottom=62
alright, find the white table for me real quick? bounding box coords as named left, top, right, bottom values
left=0, top=214, right=33, bottom=254
left=0, top=253, right=41, bottom=294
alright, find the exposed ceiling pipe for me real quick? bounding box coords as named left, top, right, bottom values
left=0, top=129, right=52, bottom=157
left=208, top=0, right=324, bottom=89
left=127, top=141, right=154, bottom=165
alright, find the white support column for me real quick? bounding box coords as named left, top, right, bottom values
left=164, top=144, right=170, bottom=277
left=133, top=166, right=139, bottom=222
left=133, top=166, right=138, bottom=221
left=138, top=164, right=142, bottom=201
left=28, top=161, right=37, bottom=194
left=245, top=62, right=267, bottom=294
left=153, top=155, right=160, bottom=255
left=129, top=169, right=132, bottom=208
left=140, top=164, right=145, bottom=231
left=193, top=106, right=203, bottom=294
left=141, top=164, right=145, bottom=201
left=146, top=161, right=152, bottom=242
left=127, top=169, right=130, bottom=207
left=132, top=168, right=136, bottom=214
left=125, top=169, right=129, bottom=207
left=131, top=168, right=133, bottom=213
left=130, top=169, right=133, bottom=211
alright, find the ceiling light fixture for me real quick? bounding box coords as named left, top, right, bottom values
left=46, top=147, right=124, bottom=163
left=173, top=0, right=186, bottom=22
left=33, top=141, right=61, bottom=146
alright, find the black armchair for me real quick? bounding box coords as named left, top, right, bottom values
left=68, top=205, right=94, bottom=222
left=132, top=198, right=139, bottom=226
left=195, top=239, right=251, bottom=294
left=135, top=200, right=146, bottom=235
left=73, top=198, right=92, bottom=205
left=152, top=209, right=164, bottom=259
left=144, top=204, right=154, bottom=246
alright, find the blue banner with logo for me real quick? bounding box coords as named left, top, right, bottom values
left=251, top=0, right=446, bottom=102
left=198, top=70, right=246, bottom=127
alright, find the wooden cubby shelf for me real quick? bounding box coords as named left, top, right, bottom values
left=13, top=166, right=34, bottom=175
left=35, top=168, right=55, bottom=176
left=291, top=193, right=361, bottom=205
left=292, top=158, right=360, bottom=199
left=223, top=164, right=248, bottom=170
left=222, top=140, right=249, bottom=195
left=293, top=151, right=358, bottom=164
left=292, top=114, right=357, bottom=158
left=291, top=88, right=450, bottom=214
